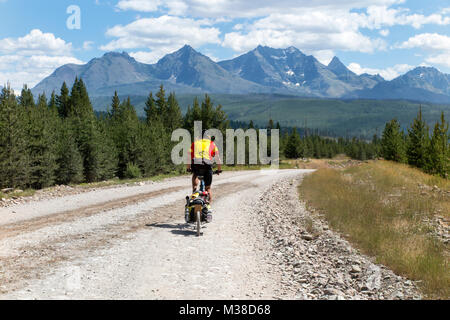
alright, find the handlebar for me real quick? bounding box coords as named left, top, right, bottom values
left=187, top=168, right=222, bottom=175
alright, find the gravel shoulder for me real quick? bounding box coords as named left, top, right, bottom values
left=0, top=169, right=421, bottom=300
left=252, top=175, right=422, bottom=300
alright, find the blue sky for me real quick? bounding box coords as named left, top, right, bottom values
left=0, top=0, right=449, bottom=91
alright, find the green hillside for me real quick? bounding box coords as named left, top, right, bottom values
left=91, top=94, right=450, bottom=138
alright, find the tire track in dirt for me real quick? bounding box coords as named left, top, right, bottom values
left=0, top=186, right=186, bottom=241
left=0, top=182, right=252, bottom=294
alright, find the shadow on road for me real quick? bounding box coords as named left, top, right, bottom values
left=146, top=223, right=203, bottom=237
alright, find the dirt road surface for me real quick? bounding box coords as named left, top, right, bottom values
left=0, top=169, right=420, bottom=300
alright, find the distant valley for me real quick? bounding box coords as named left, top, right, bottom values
left=89, top=93, right=450, bottom=139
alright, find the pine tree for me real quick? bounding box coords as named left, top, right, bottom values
left=212, top=104, right=229, bottom=133
left=284, top=128, right=301, bottom=159
left=19, top=85, right=35, bottom=108
left=201, top=94, right=215, bottom=130
left=144, top=92, right=158, bottom=125
left=55, top=120, right=84, bottom=185
left=69, top=78, right=94, bottom=118
left=155, top=85, right=168, bottom=123
left=140, top=120, right=169, bottom=176
left=166, top=92, right=183, bottom=133
left=304, top=138, right=313, bottom=158
left=0, top=85, right=30, bottom=188
left=280, top=131, right=289, bottom=156
left=56, top=82, right=70, bottom=118
left=48, top=91, right=58, bottom=112
left=407, top=108, right=430, bottom=169
left=95, top=119, right=118, bottom=180
left=381, top=119, right=406, bottom=163
left=109, top=96, right=144, bottom=178
left=183, top=97, right=202, bottom=135
left=110, top=91, right=121, bottom=120
left=68, top=78, right=103, bottom=182
left=427, top=112, right=449, bottom=177
left=25, top=93, right=59, bottom=188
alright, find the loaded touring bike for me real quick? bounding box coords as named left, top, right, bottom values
left=185, top=170, right=221, bottom=237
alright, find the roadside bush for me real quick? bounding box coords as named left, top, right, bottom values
left=124, top=162, right=141, bottom=179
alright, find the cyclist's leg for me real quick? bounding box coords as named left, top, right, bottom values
left=205, top=186, right=212, bottom=202
left=204, top=166, right=213, bottom=202
left=192, top=164, right=200, bottom=192
left=192, top=174, right=199, bottom=192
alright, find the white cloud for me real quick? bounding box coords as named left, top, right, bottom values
left=397, top=33, right=450, bottom=69
left=425, top=54, right=450, bottom=68
left=82, top=41, right=94, bottom=51
left=379, top=29, right=390, bottom=37
left=0, top=30, right=82, bottom=92
left=164, top=0, right=188, bottom=15
left=397, top=33, right=450, bottom=51
left=0, top=55, right=83, bottom=93
left=116, top=0, right=162, bottom=12
left=233, top=24, right=244, bottom=31
left=111, top=1, right=450, bottom=66
left=116, top=0, right=403, bottom=18
left=222, top=11, right=387, bottom=54
left=101, top=15, right=221, bottom=63
left=201, top=50, right=220, bottom=62
left=357, top=5, right=450, bottom=30
left=348, top=62, right=414, bottom=80
left=129, top=50, right=168, bottom=64
left=310, top=50, right=335, bottom=65
left=0, top=29, right=73, bottom=56
left=115, top=0, right=449, bottom=31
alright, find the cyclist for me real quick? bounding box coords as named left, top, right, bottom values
left=187, top=131, right=222, bottom=205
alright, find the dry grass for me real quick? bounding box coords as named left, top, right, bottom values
left=0, top=189, right=36, bottom=200
left=284, top=155, right=364, bottom=170
left=299, top=160, right=449, bottom=299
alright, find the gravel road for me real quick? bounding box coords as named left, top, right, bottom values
left=0, top=169, right=421, bottom=300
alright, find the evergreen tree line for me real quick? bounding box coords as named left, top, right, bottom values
left=0, top=81, right=229, bottom=189
left=1, top=79, right=447, bottom=191
left=380, top=109, right=449, bottom=177
left=235, top=119, right=380, bottom=162
left=281, top=128, right=380, bottom=161
left=281, top=109, right=449, bottom=178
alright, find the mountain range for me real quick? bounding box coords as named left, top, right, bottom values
left=32, top=45, right=450, bottom=104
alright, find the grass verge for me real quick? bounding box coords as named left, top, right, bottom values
left=299, top=160, right=449, bottom=299
left=0, top=189, right=36, bottom=200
